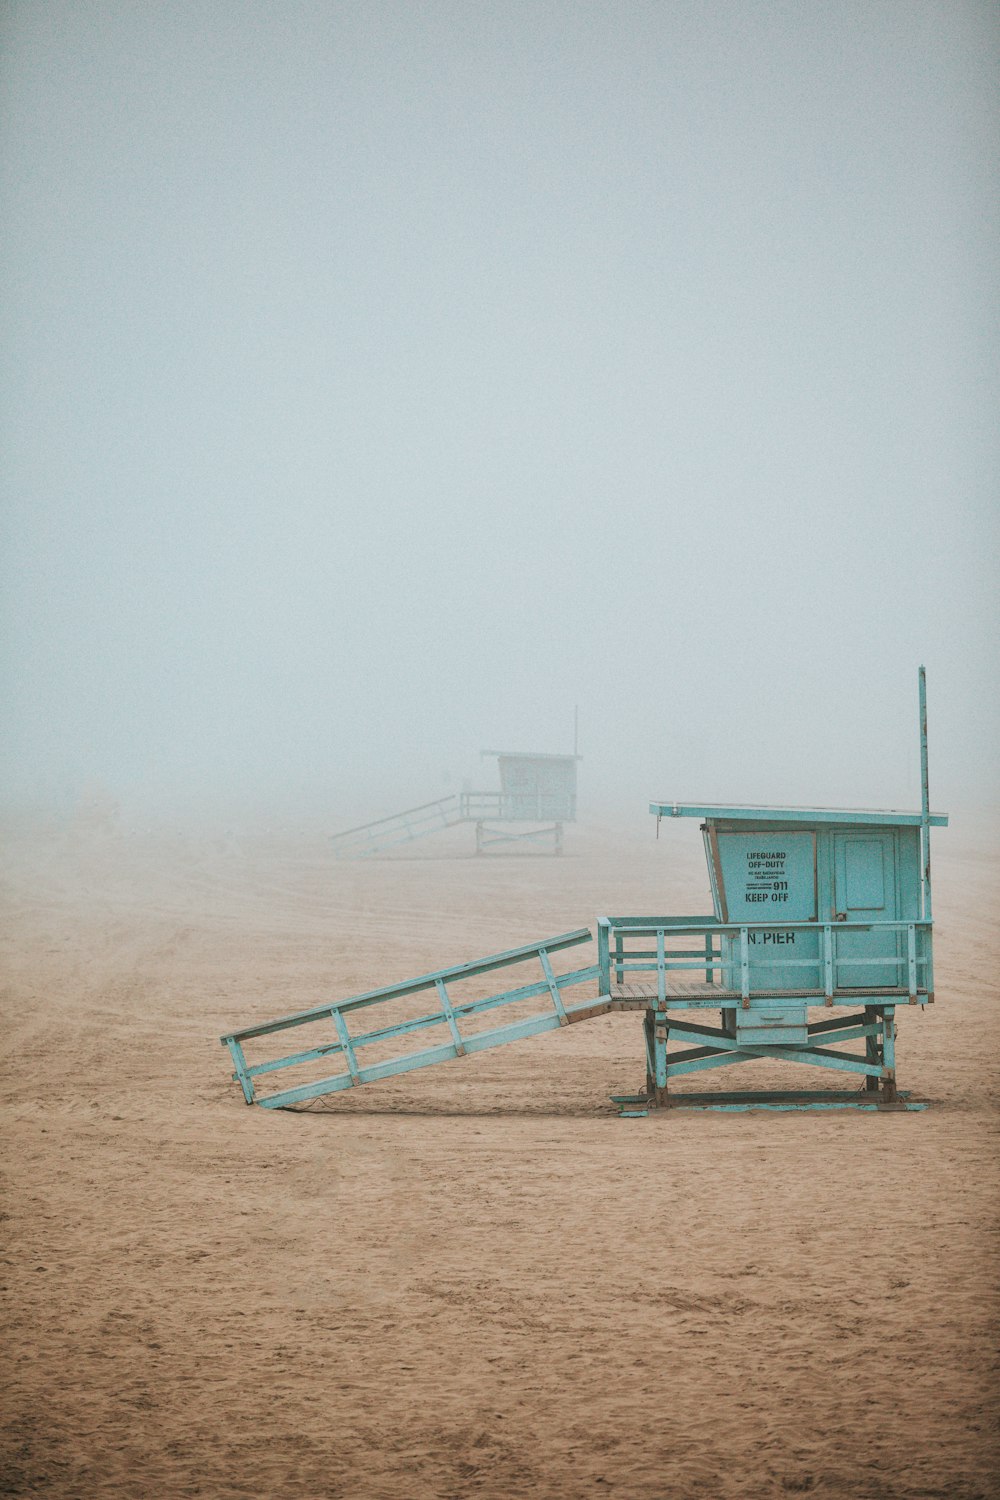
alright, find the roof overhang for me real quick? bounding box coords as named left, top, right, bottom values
left=649, top=802, right=948, bottom=828
left=482, top=750, right=582, bottom=762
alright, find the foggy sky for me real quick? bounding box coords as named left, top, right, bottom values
left=2, top=0, right=997, bottom=824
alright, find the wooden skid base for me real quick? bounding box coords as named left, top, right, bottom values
left=475, top=822, right=564, bottom=856
left=612, top=1088, right=926, bottom=1115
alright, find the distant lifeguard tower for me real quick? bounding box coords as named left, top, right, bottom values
left=469, top=749, right=578, bottom=853
left=329, top=723, right=580, bottom=858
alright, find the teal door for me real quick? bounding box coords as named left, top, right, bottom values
left=832, top=832, right=901, bottom=990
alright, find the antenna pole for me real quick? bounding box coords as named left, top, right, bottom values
left=919, top=665, right=932, bottom=920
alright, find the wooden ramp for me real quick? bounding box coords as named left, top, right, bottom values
left=610, top=981, right=919, bottom=1008
left=329, top=796, right=466, bottom=857
left=221, top=928, right=608, bottom=1109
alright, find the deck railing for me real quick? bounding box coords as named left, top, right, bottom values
left=459, top=791, right=576, bottom=822
left=597, top=915, right=933, bottom=1006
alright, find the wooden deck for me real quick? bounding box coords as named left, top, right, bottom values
left=609, top=981, right=919, bottom=1008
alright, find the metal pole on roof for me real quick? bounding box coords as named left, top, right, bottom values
left=919, top=665, right=932, bottom=921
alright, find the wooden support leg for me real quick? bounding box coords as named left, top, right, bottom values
left=865, top=1004, right=880, bottom=1093
left=881, top=1006, right=897, bottom=1104
left=653, top=1015, right=669, bottom=1108
left=643, top=1011, right=655, bottom=1098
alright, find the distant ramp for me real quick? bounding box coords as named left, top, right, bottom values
left=329, top=796, right=465, bottom=857
left=220, top=928, right=609, bottom=1108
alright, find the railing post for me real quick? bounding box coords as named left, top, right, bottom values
left=906, top=923, right=917, bottom=1004
left=226, top=1037, right=255, bottom=1104
left=539, top=949, right=569, bottom=1026
left=615, top=930, right=624, bottom=989
left=704, top=932, right=713, bottom=985
left=739, top=926, right=750, bottom=1008
left=597, top=918, right=610, bottom=995
left=656, top=928, right=666, bottom=1008
left=434, top=979, right=466, bottom=1054
left=332, top=1009, right=362, bottom=1085
left=823, top=924, right=834, bottom=1006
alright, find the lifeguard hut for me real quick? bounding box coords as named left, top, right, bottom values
left=223, top=671, right=943, bottom=1114
left=329, top=730, right=580, bottom=858
left=469, top=749, right=578, bottom=853
left=603, top=669, right=944, bottom=1111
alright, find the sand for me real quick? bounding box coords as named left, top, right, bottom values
left=2, top=814, right=998, bottom=1499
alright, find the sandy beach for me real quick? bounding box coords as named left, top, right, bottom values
left=2, top=815, right=998, bottom=1499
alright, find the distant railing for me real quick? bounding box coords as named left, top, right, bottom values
left=330, top=790, right=576, bottom=857
left=459, top=791, right=576, bottom=823
left=329, top=796, right=463, bottom=855
left=597, top=915, right=933, bottom=1006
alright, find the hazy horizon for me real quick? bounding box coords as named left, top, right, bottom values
left=3, top=1, right=997, bottom=828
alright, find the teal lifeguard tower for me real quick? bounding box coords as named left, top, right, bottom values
left=603, top=669, right=943, bottom=1111
left=223, top=672, right=943, bottom=1114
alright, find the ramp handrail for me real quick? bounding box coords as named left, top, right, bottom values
left=329, top=792, right=467, bottom=852
left=330, top=795, right=462, bottom=840
left=598, top=915, right=933, bottom=1005
left=221, top=927, right=605, bottom=1108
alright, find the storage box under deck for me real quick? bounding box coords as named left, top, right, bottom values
left=735, top=1005, right=809, bottom=1046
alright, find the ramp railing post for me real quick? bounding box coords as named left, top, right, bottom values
left=597, top=918, right=610, bottom=995
left=539, top=948, right=569, bottom=1026
left=226, top=1037, right=255, bottom=1104
left=332, top=1009, right=361, bottom=1085
left=434, top=979, right=466, bottom=1055
left=656, top=929, right=666, bottom=1008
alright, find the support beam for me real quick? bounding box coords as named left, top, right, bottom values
left=882, top=1007, right=897, bottom=1103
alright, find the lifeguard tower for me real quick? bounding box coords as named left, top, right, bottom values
left=470, top=749, right=578, bottom=853
left=604, top=803, right=942, bottom=1112
left=223, top=672, right=943, bottom=1114
left=329, top=735, right=580, bottom=858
